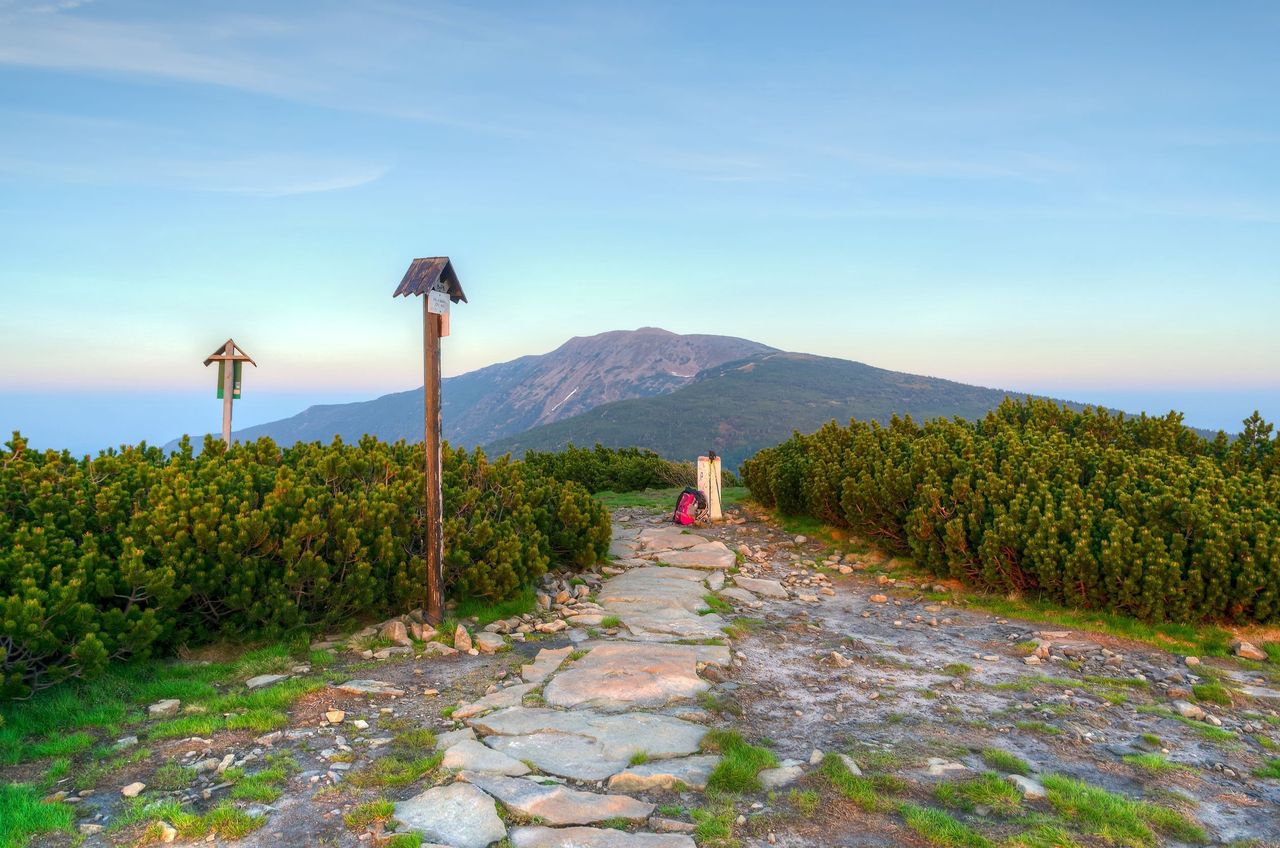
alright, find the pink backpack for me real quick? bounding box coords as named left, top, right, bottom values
left=672, top=487, right=707, bottom=526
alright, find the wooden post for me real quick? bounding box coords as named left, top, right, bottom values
left=220, top=340, right=235, bottom=446
left=204, top=339, right=254, bottom=449
left=423, top=303, right=445, bottom=626
left=393, top=257, right=465, bottom=627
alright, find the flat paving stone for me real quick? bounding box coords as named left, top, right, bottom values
left=461, top=772, right=652, bottom=825
left=650, top=541, right=736, bottom=570
left=607, top=754, right=719, bottom=792
left=332, top=679, right=406, bottom=698
left=620, top=608, right=726, bottom=642
left=455, top=682, right=536, bottom=719
left=509, top=826, right=695, bottom=848
left=597, top=567, right=724, bottom=641
left=637, top=528, right=710, bottom=550
left=436, top=727, right=477, bottom=749
left=522, top=646, right=573, bottom=685
left=394, top=782, right=505, bottom=848
left=717, top=587, right=762, bottom=605
left=577, top=640, right=730, bottom=667
left=442, top=739, right=531, bottom=776
left=472, top=707, right=706, bottom=781
left=244, top=674, right=288, bottom=690
left=608, top=539, right=639, bottom=558
left=731, top=575, right=788, bottom=598
left=543, top=643, right=710, bottom=710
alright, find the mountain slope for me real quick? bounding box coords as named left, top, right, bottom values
left=485, top=351, right=1076, bottom=468
left=222, top=328, right=775, bottom=448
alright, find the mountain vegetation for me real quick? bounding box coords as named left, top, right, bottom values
left=742, top=399, right=1279, bottom=624
left=0, top=432, right=609, bottom=698
left=521, top=445, right=693, bottom=493
left=489, top=351, right=1067, bottom=468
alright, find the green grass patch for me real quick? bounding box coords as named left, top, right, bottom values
left=1006, top=823, right=1082, bottom=848
left=690, top=800, right=739, bottom=847
left=629, top=751, right=650, bottom=766
left=1122, top=753, right=1185, bottom=774
left=454, top=586, right=538, bottom=627
left=789, top=788, right=820, bottom=815
left=934, top=772, right=1022, bottom=816
left=1136, top=705, right=1239, bottom=743
left=899, top=803, right=994, bottom=848
left=348, top=729, right=441, bottom=789
left=942, top=663, right=972, bottom=677
left=344, top=799, right=396, bottom=831
left=348, top=752, right=443, bottom=788
left=817, top=754, right=886, bottom=811
left=601, top=615, right=622, bottom=628
left=697, top=691, right=743, bottom=717
left=149, top=762, right=197, bottom=792
left=702, top=729, right=778, bottom=793
left=1255, top=758, right=1280, bottom=779
left=722, top=617, right=767, bottom=640
left=1041, top=774, right=1206, bottom=847
left=593, top=487, right=685, bottom=510
left=0, top=646, right=326, bottom=768
left=1015, top=720, right=1062, bottom=736
left=117, top=798, right=266, bottom=842
left=1192, top=681, right=1233, bottom=706
left=960, top=595, right=1233, bottom=658
left=228, top=754, right=296, bottom=803
left=0, top=783, right=75, bottom=848
left=980, top=748, right=1030, bottom=775
left=702, top=594, right=733, bottom=615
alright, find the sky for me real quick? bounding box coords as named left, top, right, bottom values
left=1, top=0, right=1277, bottom=454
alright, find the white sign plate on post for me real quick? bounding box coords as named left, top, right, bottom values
left=427, top=290, right=451, bottom=315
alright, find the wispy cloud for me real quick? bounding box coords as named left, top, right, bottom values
left=0, top=152, right=391, bottom=196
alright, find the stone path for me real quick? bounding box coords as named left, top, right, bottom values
left=393, top=519, right=737, bottom=847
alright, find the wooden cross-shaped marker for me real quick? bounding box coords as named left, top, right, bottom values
left=203, top=339, right=256, bottom=446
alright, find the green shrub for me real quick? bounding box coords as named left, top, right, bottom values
left=521, top=443, right=739, bottom=493
left=1, top=433, right=609, bottom=697
left=521, top=444, right=692, bottom=493
left=742, top=401, right=1280, bottom=625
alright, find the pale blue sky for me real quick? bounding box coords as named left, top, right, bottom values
left=1, top=0, right=1277, bottom=453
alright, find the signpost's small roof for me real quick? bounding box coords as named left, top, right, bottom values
left=393, top=257, right=467, bottom=302
left=203, top=339, right=256, bottom=366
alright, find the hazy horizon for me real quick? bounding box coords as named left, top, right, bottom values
left=4, top=327, right=1277, bottom=456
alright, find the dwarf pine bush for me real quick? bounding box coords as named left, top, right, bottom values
left=742, top=399, right=1279, bottom=625
left=0, top=433, right=609, bottom=697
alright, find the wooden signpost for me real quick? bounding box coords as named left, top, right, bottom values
left=394, top=258, right=468, bottom=626
left=203, top=339, right=256, bottom=446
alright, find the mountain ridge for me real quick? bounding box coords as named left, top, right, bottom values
left=187, top=328, right=775, bottom=449
left=485, top=349, right=1074, bottom=467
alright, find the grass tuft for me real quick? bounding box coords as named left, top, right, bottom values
left=817, top=753, right=886, bottom=811
left=0, top=783, right=75, bottom=848
left=934, top=772, right=1022, bottom=816
left=344, top=799, right=396, bottom=831
left=1042, top=773, right=1206, bottom=847
left=899, top=802, right=994, bottom=848
left=702, top=729, right=778, bottom=793
left=1122, top=753, right=1185, bottom=774
left=980, top=748, right=1030, bottom=775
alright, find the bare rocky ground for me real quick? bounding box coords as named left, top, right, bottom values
left=23, top=501, right=1280, bottom=847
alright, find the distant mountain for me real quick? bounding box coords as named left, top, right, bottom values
left=202, top=328, right=775, bottom=449
left=485, top=351, right=1086, bottom=469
